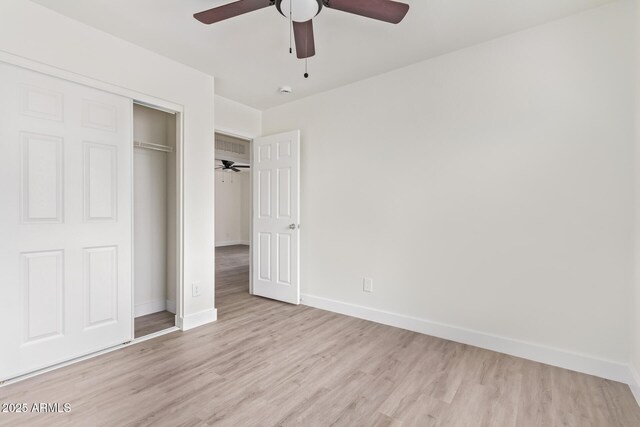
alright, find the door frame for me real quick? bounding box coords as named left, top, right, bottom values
left=214, top=128, right=254, bottom=295
left=0, top=51, right=186, bottom=328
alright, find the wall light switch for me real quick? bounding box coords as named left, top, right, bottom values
left=363, top=278, right=373, bottom=293
left=192, top=282, right=202, bottom=297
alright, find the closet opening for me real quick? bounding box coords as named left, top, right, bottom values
left=214, top=132, right=252, bottom=314
left=133, top=103, right=180, bottom=338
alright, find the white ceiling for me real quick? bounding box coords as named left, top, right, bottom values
left=30, top=0, right=615, bottom=110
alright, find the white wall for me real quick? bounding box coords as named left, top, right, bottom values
left=263, top=1, right=635, bottom=366
left=632, top=0, right=640, bottom=399
left=215, top=172, right=250, bottom=246
left=240, top=173, right=251, bottom=243
left=0, top=0, right=215, bottom=323
left=215, top=95, right=261, bottom=138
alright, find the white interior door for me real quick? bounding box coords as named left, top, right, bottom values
left=252, top=131, right=300, bottom=304
left=0, top=62, right=132, bottom=380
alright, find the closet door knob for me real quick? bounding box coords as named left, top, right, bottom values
left=289, top=224, right=297, bottom=230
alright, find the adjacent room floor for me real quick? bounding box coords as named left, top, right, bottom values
left=1, top=244, right=639, bottom=426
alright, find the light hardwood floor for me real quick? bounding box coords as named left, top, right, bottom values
left=1, top=244, right=639, bottom=426
left=134, top=310, right=175, bottom=338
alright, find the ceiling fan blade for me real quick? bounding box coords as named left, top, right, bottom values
left=231, top=167, right=242, bottom=172
left=293, top=20, right=316, bottom=59
left=234, top=165, right=250, bottom=168
left=194, top=0, right=274, bottom=25
left=324, top=0, right=409, bottom=24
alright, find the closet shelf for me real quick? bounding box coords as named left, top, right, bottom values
left=134, top=140, right=174, bottom=153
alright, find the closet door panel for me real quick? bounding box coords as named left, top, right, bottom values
left=0, top=62, right=132, bottom=381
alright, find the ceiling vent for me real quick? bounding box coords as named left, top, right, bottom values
left=215, top=133, right=250, bottom=162
left=215, top=139, right=246, bottom=155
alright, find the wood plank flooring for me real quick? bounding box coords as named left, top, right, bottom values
left=134, top=310, right=175, bottom=338
left=1, top=244, right=639, bottom=426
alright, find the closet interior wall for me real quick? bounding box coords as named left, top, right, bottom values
left=133, top=104, right=177, bottom=317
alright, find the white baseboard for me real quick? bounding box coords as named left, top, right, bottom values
left=629, top=365, right=640, bottom=406
left=135, top=299, right=167, bottom=318
left=166, top=299, right=176, bottom=314
left=215, top=240, right=249, bottom=247
left=301, top=294, right=634, bottom=387
left=177, top=308, right=217, bottom=331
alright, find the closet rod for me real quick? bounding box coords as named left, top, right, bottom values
left=133, top=140, right=174, bottom=153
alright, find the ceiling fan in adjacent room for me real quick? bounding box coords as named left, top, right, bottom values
left=194, top=0, right=410, bottom=74
left=216, top=159, right=250, bottom=172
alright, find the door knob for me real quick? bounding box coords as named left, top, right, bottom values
left=289, top=224, right=297, bottom=230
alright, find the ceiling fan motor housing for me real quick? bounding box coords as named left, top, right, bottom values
left=276, top=0, right=322, bottom=22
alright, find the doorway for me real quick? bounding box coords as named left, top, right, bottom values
left=215, top=132, right=251, bottom=313
left=213, top=130, right=302, bottom=309
left=133, top=103, right=179, bottom=338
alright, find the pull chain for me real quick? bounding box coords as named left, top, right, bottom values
left=303, top=27, right=309, bottom=78
left=289, top=0, right=292, bottom=54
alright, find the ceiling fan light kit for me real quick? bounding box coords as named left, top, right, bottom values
left=276, top=0, right=322, bottom=23
left=194, top=0, right=409, bottom=76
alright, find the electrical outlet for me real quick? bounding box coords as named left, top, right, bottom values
left=363, top=277, right=373, bottom=293
left=192, top=282, right=202, bottom=297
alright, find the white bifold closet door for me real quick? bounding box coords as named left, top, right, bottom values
left=0, top=62, right=133, bottom=380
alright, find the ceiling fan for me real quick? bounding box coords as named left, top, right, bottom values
left=194, top=0, right=410, bottom=62
left=216, top=159, right=250, bottom=172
